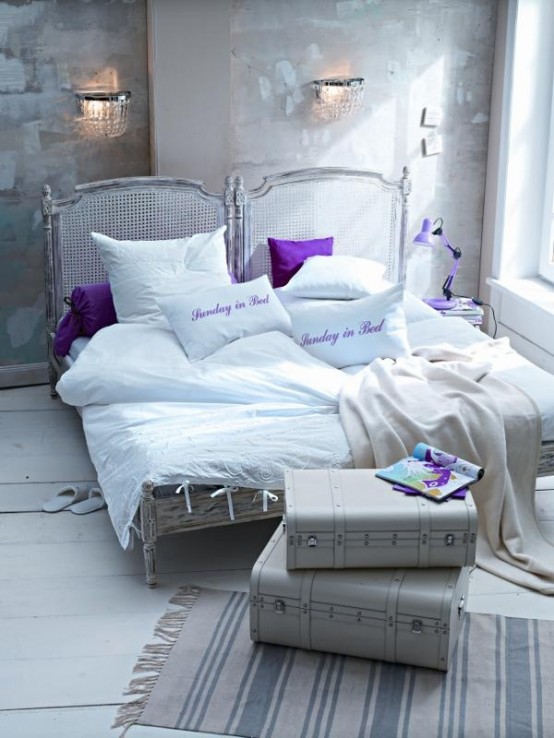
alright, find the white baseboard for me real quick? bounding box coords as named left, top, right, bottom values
left=0, top=362, right=49, bottom=389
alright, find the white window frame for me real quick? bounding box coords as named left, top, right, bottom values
left=481, top=0, right=554, bottom=371
left=539, top=75, right=554, bottom=283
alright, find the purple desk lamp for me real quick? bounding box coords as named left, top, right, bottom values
left=413, top=217, right=462, bottom=310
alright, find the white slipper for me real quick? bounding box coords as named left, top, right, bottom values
left=42, top=485, right=88, bottom=513
left=69, top=487, right=106, bottom=515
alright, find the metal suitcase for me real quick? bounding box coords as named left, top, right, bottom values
left=285, top=468, right=477, bottom=569
left=250, top=525, right=469, bottom=671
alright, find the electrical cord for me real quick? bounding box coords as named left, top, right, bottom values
left=452, top=293, right=498, bottom=338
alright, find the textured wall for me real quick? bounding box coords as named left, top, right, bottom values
left=0, top=0, right=149, bottom=379
left=230, top=0, right=497, bottom=299
left=2, top=0, right=498, bottom=379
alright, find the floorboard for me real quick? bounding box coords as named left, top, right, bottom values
left=0, top=706, right=120, bottom=738
left=0, top=570, right=250, bottom=620
left=0, top=408, right=96, bottom=482
left=2, top=386, right=554, bottom=737
left=0, top=385, right=64, bottom=412
left=0, top=482, right=98, bottom=513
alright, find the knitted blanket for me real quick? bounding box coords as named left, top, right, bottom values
left=339, top=339, right=554, bottom=594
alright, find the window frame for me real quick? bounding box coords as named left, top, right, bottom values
left=539, top=74, right=554, bottom=283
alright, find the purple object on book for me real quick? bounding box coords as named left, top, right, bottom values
left=392, top=483, right=468, bottom=500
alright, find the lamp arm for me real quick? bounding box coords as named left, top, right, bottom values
left=441, top=248, right=462, bottom=300
left=438, top=233, right=462, bottom=260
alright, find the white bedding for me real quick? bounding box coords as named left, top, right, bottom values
left=56, top=313, right=554, bottom=550
left=58, top=325, right=344, bottom=407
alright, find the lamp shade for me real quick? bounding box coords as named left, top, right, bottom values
left=413, top=218, right=435, bottom=246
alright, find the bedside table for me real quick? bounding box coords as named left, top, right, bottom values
left=429, top=298, right=484, bottom=327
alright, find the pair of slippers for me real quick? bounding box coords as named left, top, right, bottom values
left=42, top=485, right=106, bottom=515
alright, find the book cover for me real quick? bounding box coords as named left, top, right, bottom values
left=376, top=443, right=484, bottom=502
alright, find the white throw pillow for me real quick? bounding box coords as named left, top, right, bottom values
left=158, top=275, right=292, bottom=361
left=280, top=255, right=388, bottom=299
left=288, top=283, right=409, bottom=368
left=92, top=226, right=230, bottom=325
left=402, top=290, right=439, bottom=322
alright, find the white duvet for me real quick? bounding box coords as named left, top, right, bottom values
left=57, top=324, right=345, bottom=407
left=56, top=316, right=554, bottom=549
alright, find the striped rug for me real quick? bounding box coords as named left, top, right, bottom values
left=114, top=586, right=554, bottom=737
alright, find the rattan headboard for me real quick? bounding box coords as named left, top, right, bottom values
left=236, top=167, right=411, bottom=284
left=42, top=176, right=231, bottom=336
left=42, top=167, right=410, bottom=393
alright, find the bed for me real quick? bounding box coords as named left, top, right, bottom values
left=42, top=168, right=554, bottom=588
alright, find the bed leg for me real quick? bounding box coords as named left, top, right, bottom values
left=48, top=363, right=58, bottom=398
left=141, top=480, right=158, bottom=587
left=144, top=542, right=157, bottom=588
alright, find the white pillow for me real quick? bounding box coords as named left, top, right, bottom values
left=280, top=255, right=387, bottom=299
left=158, top=275, right=292, bottom=361
left=288, top=282, right=409, bottom=368
left=92, top=226, right=230, bottom=325
left=402, top=290, right=439, bottom=322
left=358, top=278, right=439, bottom=323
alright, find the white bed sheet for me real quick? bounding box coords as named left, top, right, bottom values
left=56, top=314, right=554, bottom=550
left=82, top=402, right=352, bottom=549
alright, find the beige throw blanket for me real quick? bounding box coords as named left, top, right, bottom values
left=339, top=338, right=554, bottom=594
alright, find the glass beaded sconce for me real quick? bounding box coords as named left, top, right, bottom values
left=312, top=77, right=365, bottom=120
left=75, top=91, right=131, bottom=138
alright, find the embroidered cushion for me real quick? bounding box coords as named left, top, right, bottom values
left=288, top=283, right=409, bottom=368
left=158, top=275, right=292, bottom=361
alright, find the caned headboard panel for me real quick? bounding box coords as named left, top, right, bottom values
left=238, top=167, right=411, bottom=285
left=42, top=177, right=230, bottom=335
left=42, top=168, right=410, bottom=392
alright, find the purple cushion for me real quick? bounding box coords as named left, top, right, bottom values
left=267, top=236, right=333, bottom=288
left=53, top=312, right=80, bottom=357
left=53, top=282, right=117, bottom=356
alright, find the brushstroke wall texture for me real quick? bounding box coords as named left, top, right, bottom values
left=0, top=0, right=149, bottom=385
left=2, top=0, right=498, bottom=382
left=228, top=0, right=498, bottom=300
left=150, top=0, right=497, bottom=309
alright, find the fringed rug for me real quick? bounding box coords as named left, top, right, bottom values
left=114, top=586, right=554, bottom=737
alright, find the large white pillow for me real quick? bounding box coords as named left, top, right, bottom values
left=92, top=226, right=230, bottom=325
left=158, top=275, right=292, bottom=361
left=288, top=282, right=409, bottom=368
left=280, top=254, right=387, bottom=299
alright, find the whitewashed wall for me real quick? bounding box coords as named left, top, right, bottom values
left=150, top=0, right=497, bottom=301
left=0, top=0, right=150, bottom=386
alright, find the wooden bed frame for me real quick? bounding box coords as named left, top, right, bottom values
left=42, top=167, right=554, bottom=585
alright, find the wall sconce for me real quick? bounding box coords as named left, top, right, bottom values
left=312, top=77, right=365, bottom=120
left=75, top=90, right=131, bottom=138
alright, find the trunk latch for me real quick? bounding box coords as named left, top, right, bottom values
left=457, top=596, right=465, bottom=619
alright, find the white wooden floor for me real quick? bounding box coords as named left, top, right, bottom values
left=1, top=385, right=553, bottom=738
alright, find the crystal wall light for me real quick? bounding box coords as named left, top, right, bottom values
left=313, top=77, right=365, bottom=120
left=75, top=91, right=131, bottom=138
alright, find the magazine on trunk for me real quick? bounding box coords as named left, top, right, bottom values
left=376, top=443, right=484, bottom=502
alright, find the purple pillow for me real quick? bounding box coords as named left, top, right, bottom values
left=267, top=236, right=333, bottom=288
left=53, top=282, right=117, bottom=356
